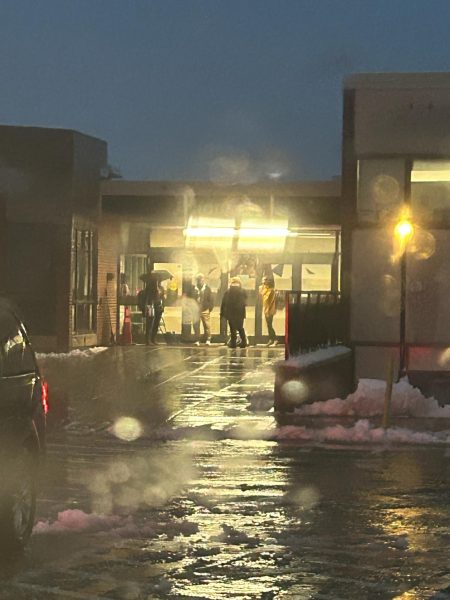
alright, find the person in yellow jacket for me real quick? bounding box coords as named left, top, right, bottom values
left=259, top=276, right=278, bottom=346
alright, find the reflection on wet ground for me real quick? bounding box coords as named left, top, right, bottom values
left=1, top=346, right=450, bottom=599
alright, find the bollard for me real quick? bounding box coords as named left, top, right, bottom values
left=383, top=352, right=394, bottom=429
left=119, top=306, right=133, bottom=345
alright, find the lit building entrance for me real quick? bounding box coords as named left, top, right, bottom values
left=102, top=178, right=341, bottom=345
left=118, top=229, right=340, bottom=344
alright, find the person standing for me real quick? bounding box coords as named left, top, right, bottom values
left=193, top=273, right=214, bottom=346
left=138, top=274, right=164, bottom=345
left=259, top=276, right=278, bottom=346
left=220, top=277, right=248, bottom=348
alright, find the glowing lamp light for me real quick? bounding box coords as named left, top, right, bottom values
left=238, top=227, right=290, bottom=239
left=183, top=227, right=289, bottom=239
left=184, top=215, right=289, bottom=251
left=394, top=219, right=414, bottom=241
left=183, top=227, right=235, bottom=238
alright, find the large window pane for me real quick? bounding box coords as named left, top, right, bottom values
left=411, top=160, right=450, bottom=224
left=357, top=159, right=405, bottom=223
left=301, top=264, right=332, bottom=291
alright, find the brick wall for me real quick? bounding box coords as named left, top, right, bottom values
left=97, top=216, right=121, bottom=345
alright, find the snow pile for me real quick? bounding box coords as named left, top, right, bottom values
left=247, top=389, right=274, bottom=412
left=294, top=378, right=450, bottom=419
left=33, top=509, right=122, bottom=534
left=36, top=346, right=108, bottom=361
left=284, top=345, right=351, bottom=368
left=33, top=509, right=199, bottom=539
left=274, top=418, right=450, bottom=445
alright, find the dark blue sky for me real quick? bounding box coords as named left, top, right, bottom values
left=1, top=0, right=450, bottom=181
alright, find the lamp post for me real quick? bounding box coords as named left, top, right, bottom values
left=394, top=218, right=414, bottom=378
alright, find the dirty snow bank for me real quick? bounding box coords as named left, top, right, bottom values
left=155, top=417, right=450, bottom=445
left=33, top=508, right=199, bottom=538
left=294, top=378, right=450, bottom=419
left=36, top=346, right=108, bottom=361
left=247, top=389, right=274, bottom=412
left=274, top=418, right=450, bottom=445
left=284, top=345, right=351, bottom=368
left=33, top=509, right=121, bottom=534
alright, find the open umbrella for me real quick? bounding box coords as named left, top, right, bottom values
left=151, top=269, right=174, bottom=281
left=139, top=269, right=174, bottom=283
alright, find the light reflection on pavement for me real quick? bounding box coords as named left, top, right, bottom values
left=0, top=346, right=449, bottom=599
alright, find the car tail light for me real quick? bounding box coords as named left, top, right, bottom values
left=41, top=380, right=49, bottom=415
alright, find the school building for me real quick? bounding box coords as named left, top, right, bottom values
left=0, top=124, right=341, bottom=350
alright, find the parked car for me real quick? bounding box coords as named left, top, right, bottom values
left=0, top=298, right=47, bottom=551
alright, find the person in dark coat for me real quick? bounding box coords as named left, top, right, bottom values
left=192, top=273, right=214, bottom=346
left=138, top=274, right=164, bottom=345
left=220, top=277, right=248, bottom=348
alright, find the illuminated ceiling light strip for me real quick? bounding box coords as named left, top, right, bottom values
left=411, top=170, right=450, bottom=182
left=184, top=227, right=235, bottom=238
left=239, top=228, right=290, bottom=238
left=185, top=227, right=291, bottom=238
left=291, top=232, right=336, bottom=238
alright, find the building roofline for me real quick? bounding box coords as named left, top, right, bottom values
left=344, top=72, right=450, bottom=90
left=0, top=123, right=106, bottom=145
left=101, top=178, right=341, bottom=198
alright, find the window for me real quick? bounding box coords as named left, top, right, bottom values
left=301, top=264, right=332, bottom=292
left=357, top=159, right=405, bottom=223
left=72, top=229, right=96, bottom=333
left=411, top=160, right=450, bottom=224
left=120, top=254, right=148, bottom=297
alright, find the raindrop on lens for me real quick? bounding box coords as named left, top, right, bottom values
left=281, top=380, right=308, bottom=404
left=371, top=174, right=400, bottom=206
left=112, top=417, right=143, bottom=441
left=410, top=228, right=436, bottom=260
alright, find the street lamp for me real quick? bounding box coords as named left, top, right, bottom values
left=394, top=216, right=414, bottom=378
left=394, top=219, right=414, bottom=245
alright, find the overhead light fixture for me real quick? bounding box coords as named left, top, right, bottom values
left=184, top=227, right=235, bottom=238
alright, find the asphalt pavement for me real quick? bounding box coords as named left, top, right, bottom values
left=0, top=345, right=449, bottom=600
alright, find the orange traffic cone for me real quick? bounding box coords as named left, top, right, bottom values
left=120, top=306, right=133, bottom=345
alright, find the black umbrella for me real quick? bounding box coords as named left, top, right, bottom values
left=150, top=269, right=174, bottom=281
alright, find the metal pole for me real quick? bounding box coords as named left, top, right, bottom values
left=383, top=351, right=394, bottom=429
left=284, top=291, right=289, bottom=360
left=399, top=251, right=407, bottom=379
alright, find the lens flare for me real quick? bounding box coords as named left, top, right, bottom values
left=408, top=228, right=436, bottom=260
left=372, top=174, right=401, bottom=206
left=281, top=380, right=309, bottom=404
left=112, top=417, right=143, bottom=441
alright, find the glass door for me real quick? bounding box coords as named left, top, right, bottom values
left=119, top=253, right=149, bottom=341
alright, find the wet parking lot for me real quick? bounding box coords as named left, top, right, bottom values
left=1, top=346, right=449, bottom=599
